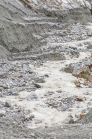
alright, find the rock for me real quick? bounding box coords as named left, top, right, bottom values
left=34, top=76, right=45, bottom=83
left=44, top=91, right=54, bottom=96
left=34, top=82, right=41, bottom=88
left=76, top=97, right=86, bottom=101
left=35, top=119, right=42, bottom=124
left=22, top=64, right=31, bottom=71
left=0, top=72, right=7, bottom=78
left=83, top=92, right=89, bottom=95
left=75, top=108, right=92, bottom=124
left=8, top=91, right=18, bottom=96
left=12, top=92, right=18, bottom=96
left=8, top=91, right=13, bottom=95
left=27, top=92, right=38, bottom=100
left=0, top=92, right=2, bottom=97
left=13, top=73, right=22, bottom=78
left=25, top=113, right=35, bottom=120
left=44, top=74, right=49, bottom=77
left=75, top=109, right=87, bottom=119
left=63, top=114, right=74, bottom=124
left=0, top=84, right=8, bottom=89
left=28, top=70, right=34, bottom=74
left=62, top=64, right=74, bottom=73
left=29, top=114, right=35, bottom=120
left=0, top=110, right=6, bottom=117
left=5, top=101, right=11, bottom=107
left=57, top=90, right=62, bottom=93
left=48, top=91, right=54, bottom=95
left=0, top=92, right=5, bottom=98
left=30, top=133, right=35, bottom=137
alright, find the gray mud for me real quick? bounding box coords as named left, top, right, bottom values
left=0, top=0, right=92, bottom=138
left=1, top=116, right=92, bottom=139
left=0, top=0, right=92, bottom=59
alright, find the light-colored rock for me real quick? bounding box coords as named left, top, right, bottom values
left=0, top=110, right=6, bottom=117
left=63, top=114, right=74, bottom=124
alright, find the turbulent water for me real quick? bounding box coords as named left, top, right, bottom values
left=0, top=0, right=92, bottom=138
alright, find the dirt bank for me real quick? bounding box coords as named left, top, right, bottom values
left=0, top=0, right=91, bottom=59
left=0, top=0, right=92, bottom=138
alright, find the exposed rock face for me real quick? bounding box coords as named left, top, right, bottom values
left=0, top=0, right=92, bottom=59
left=26, top=0, right=92, bottom=9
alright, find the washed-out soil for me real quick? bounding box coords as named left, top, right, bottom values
left=0, top=0, right=92, bottom=138
left=1, top=116, right=92, bottom=139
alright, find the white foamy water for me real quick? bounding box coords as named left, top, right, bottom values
left=0, top=51, right=92, bottom=128
left=0, top=24, right=92, bottom=129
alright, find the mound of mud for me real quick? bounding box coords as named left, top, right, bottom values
left=0, top=0, right=92, bottom=59
left=76, top=108, right=92, bottom=124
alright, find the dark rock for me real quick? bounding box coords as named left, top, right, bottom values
left=5, top=101, right=11, bottom=107
left=8, top=91, right=13, bottom=95
left=33, top=83, right=41, bottom=88
left=0, top=72, right=7, bottom=78
left=0, top=84, right=8, bottom=89
left=0, top=87, right=3, bottom=91
left=12, top=92, right=18, bottom=96
left=57, top=90, right=62, bottom=93
left=8, top=91, right=18, bottom=96
left=0, top=92, right=3, bottom=97
left=44, top=74, right=49, bottom=77
left=76, top=97, right=85, bottom=101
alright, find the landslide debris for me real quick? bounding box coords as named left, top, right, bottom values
left=0, top=0, right=92, bottom=59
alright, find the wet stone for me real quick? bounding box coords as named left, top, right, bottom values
left=29, top=114, right=35, bottom=120
left=0, top=110, right=6, bottom=117
left=87, top=45, right=92, bottom=49
left=12, top=92, right=18, bottom=96
left=57, top=90, right=62, bottom=93
left=83, top=92, right=89, bottom=95
left=33, top=82, right=41, bottom=88
left=8, top=91, right=18, bottom=96
left=0, top=87, right=3, bottom=92
left=27, top=92, right=38, bottom=100
left=76, top=97, right=86, bottom=101
left=22, top=64, right=31, bottom=71
left=34, top=76, right=45, bottom=83
left=0, top=92, right=3, bottom=97
left=63, top=114, right=74, bottom=124
left=45, top=96, right=78, bottom=111
left=44, top=74, right=49, bottom=77
left=0, top=84, right=8, bottom=89
left=75, top=109, right=87, bottom=119
left=8, top=91, right=13, bottom=95
left=5, top=101, right=11, bottom=107
left=44, top=91, right=54, bottom=97
left=25, top=114, right=35, bottom=121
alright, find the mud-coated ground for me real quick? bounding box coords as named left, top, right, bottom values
left=0, top=0, right=92, bottom=138
left=1, top=116, right=92, bottom=139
